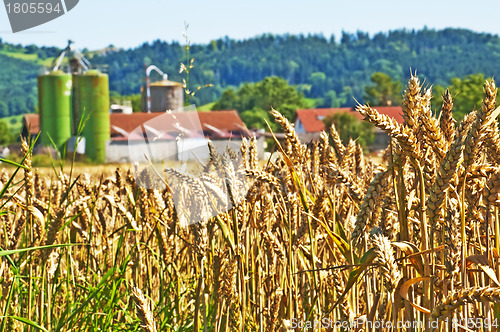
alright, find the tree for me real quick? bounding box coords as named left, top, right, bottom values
left=432, top=73, right=497, bottom=121
left=212, top=76, right=306, bottom=129
left=0, top=101, right=8, bottom=118
left=364, top=72, right=403, bottom=106
left=213, top=88, right=238, bottom=110
left=240, top=108, right=272, bottom=130
left=25, top=44, right=38, bottom=54
left=323, top=112, right=374, bottom=147
left=110, top=92, right=143, bottom=112
left=319, top=88, right=353, bottom=108
left=0, top=120, right=12, bottom=145
left=308, top=72, right=327, bottom=96
left=8, top=97, right=27, bottom=115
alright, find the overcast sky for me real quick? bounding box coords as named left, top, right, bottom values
left=0, top=0, right=498, bottom=50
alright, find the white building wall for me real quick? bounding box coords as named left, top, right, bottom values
left=294, top=119, right=306, bottom=134
left=106, top=140, right=177, bottom=163
left=105, top=136, right=266, bottom=163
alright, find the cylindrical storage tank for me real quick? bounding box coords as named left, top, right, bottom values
left=74, top=70, right=110, bottom=162
left=142, top=80, right=184, bottom=112
left=38, top=70, right=72, bottom=150
left=72, top=73, right=82, bottom=135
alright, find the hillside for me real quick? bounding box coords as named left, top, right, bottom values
left=0, top=41, right=60, bottom=117
left=2, top=28, right=500, bottom=116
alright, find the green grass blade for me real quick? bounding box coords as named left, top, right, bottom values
left=4, top=316, right=50, bottom=332
left=0, top=243, right=84, bottom=257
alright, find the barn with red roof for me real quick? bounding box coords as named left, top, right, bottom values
left=23, top=110, right=263, bottom=162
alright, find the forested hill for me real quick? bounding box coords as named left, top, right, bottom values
left=0, top=53, right=39, bottom=117
left=91, top=28, right=500, bottom=106
left=3, top=27, right=500, bottom=116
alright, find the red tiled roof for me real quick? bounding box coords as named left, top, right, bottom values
left=295, top=106, right=404, bottom=133
left=22, top=110, right=248, bottom=139
left=370, top=106, right=404, bottom=124
left=110, top=110, right=247, bottom=137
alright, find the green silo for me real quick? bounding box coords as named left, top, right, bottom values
left=38, top=70, right=72, bottom=150
left=72, top=73, right=82, bottom=135
left=74, top=70, right=110, bottom=162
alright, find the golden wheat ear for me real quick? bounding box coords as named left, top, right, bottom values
left=131, top=287, right=157, bottom=332
left=372, top=234, right=401, bottom=292
left=432, top=287, right=500, bottom=321
left=269, top=108, right=304, bottom=162
left=439, top=88, right=456, bottom=145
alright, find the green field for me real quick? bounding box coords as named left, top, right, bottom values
left=0, top=114, right=24, bottom=137
left=304, top=97, right=319, bottom=108
left=0, top=50, right=55, bottom=66
left=196, top=102, right=215, bottom=111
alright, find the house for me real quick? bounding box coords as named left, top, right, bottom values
left=22, top=110, right=264, bottom=162
left=294, top=106, right=404, bottom=150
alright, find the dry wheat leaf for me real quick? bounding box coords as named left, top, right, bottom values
left=400, top=277, right=431, bottom=315
left=466, top=254, right=500, bottom=287
left=392, top=241, right=424, bottom=275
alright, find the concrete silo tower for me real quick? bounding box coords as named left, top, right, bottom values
left=142, top=65, right=184, bottom=112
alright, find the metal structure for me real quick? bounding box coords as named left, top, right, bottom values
left=38, top=40, right=111, bottom=162
left=52, top=40, right=91, bottom=73
left=73, top=70, right=110, bottom=162
left=38, top=40, right=94, bottom=153
left=145, top=65, right=168, bottom=113
left=37, top=70, right=73, bottom=150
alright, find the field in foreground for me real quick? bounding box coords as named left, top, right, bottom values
left=2, top=74, right=500, bottom=331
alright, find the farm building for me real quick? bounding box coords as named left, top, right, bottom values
left=21, top=43, right=264, bottom=164
left=294, top=106, right=404, bottom=149
left=22, top=110, right=264, bottom=163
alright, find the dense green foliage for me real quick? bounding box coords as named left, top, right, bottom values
left=364, top=72, right=403, bottom=106
left=323, top=112, right=374, bottom=147
left=316, top=87, right=353, bottom=108
left=109, top=91, right=142, bottom=112
left=89, top=28, right=500, bottom=107
left=4, top=28, right=500, bottom=117
left=212, top=76, right=305, bottom=129
left=432, top=73, right=499, bottom=120
left=0, top=53, right=39, bottom=116
left=0, top=120, right=13, bottom=145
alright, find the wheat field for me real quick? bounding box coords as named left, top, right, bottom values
left=2, top=74, right=500, bottom=331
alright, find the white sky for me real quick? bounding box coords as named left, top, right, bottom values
left=0, top=0, right=497, bottom=50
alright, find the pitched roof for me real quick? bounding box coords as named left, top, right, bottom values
left=295, top=106, right=404, bottom=133
left=110, top=110, right=247, bottom=138
left=22, top=110, right=248, bottom=140
left=23, top=114, right=40, bottom=135
left=149, top=79, right=183, bottom=87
